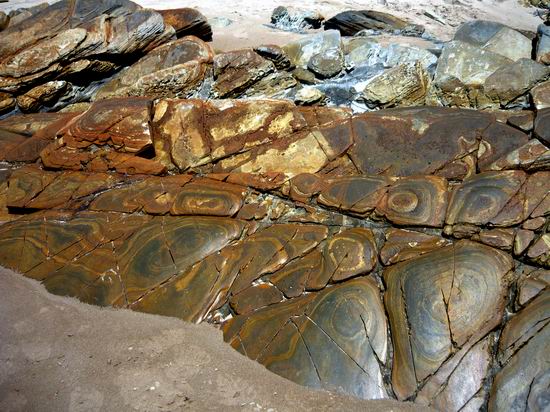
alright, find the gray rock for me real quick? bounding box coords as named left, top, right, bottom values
left=536, top=24, right=550, bottom=65
left=283, top=30, right=342, bottom=69
left=307, top=48, right=343, bottom=79
left=482, top=27, right=532, bottom=61
left=454, top=20, right=507, bottom=46
left=485, top=58, right=550, bottom=108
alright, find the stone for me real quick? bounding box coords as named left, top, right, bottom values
left=527, top=234, right=550, bottom=267
left=535, top=108, right=550, bottom=146
left=95, top=36, right=213, bottom=100
left=211, top=49, right=275, bottom=98
left=307, top=48, right=343, bottom=79
left=516, top=269, right=550, bottom=307
left=487, top=139, right=550, bottom=172
left=223, top=278, right=388, bottom=400
left=484, top=59, right=550, bottom=108
left=489, top=292, right=550, bottom=411
left=324, top=10, right=423, bottom=36
left=271, top=6, right=324, bottom=31
left=536, top=23, right=550, bottom=64
left=16, top=81, right=70, bottom=112
left=385, top=241, right=512, bottom=399
left=380, top=229, right=450, bottom=265
left=362, top=62, right=430, bottom=109
left=453, top=20, right=508, bottom=46
left=531, top=79, right=550, bottom=109
left=0, top=0, right=175, bottom=97
left=283, top=30, right=342, bottom=69
left=0, top=92, right=16, bottom=115
left=482, top=27, right=533, bottom=61
left=294, top=87, right=326, bottom=106
left=0, top=11, right=9, bottom=31
left=254, top=45, right=292, bottom=70
left=473, top=228, right=515, bottom=251
left=157, top=8, right=212, bottom=40
left=523, top=217, right=547, bottom=230
left=292, top=68, right=317, bottom=84
left=430, top=41, right=512, bottom=107
left=514, top=229, right=536, bottom=256
left=507, top=111, right=535, bottom=132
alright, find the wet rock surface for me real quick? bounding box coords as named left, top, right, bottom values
left=0, top=2, right=548, bottom=410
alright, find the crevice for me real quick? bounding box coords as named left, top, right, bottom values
left=289, top=318, right=323, bottom=386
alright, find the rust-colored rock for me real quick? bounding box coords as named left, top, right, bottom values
left=157, top=8, right=212, bottom=41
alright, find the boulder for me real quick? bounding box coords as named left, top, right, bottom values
left=362, top=62, right=430, bottom=109
left=429, top=41, right=512, bottom=107
left=484, top=58, right=550, bottom=108
left=481, top=27, right=532, bottom=61
left=271, top=6, right=324, bottom=31
left=454, top=20, right=508, bottom=46
left=157, top=8, right=212, bottom=41
left=95, top=36, right=213, bottom=100
left=307, top=48, right=343, bottom=79
left=211, top=49, right=276, bottom=98
left=324, top=10, right=424, bottom=36
left=283, top=30, right=342, bottom=69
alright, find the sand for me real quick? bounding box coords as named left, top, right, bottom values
left=0, top=0, right=544, bottom=51
left=0, top=267, right=431, bottom=411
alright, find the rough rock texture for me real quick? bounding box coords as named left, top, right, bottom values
left=157, top=8, right=212, bottom=41
left=283, top=30, right=341, bottom=69
left=307, top=48, right=343, bottom=79
left=95, top=36, right=213, bottom=100
left=0, top=97, right=548, bottom=411
left=271, top=6, right=324, bottom=32
left=324, top=10, right=423, bottom=37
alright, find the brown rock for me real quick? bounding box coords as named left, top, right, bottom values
left=16, top=80, right=69, bottom=112
left=253, top=45, right=292, bottom=70
left=473, top=228, right=515, bottom=251
left=380, top=229, right=450, bottom=265
left=516, top=269, right=550, bottom=307
left=527, top=234, right=550, bottom=267
left=157, top=8, right=212, bottom=40
left=534, top=107, right=550, bottom=146
left=0, top=92, right=15, bottom=114
left=514, top=229, right=536, bottom=256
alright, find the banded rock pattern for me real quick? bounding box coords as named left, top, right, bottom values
left=0, top=97, right=548, bottom=411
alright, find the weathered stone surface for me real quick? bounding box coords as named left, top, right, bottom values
left=473, top=228, right=515, bottom=251
left=484, top=59, right=550, bottom=108
left=95, top=36, right=213, bottom=100
left=531, top=79, right=550, bottom=109
left=516, top=268, right=550, bottom=307
left=527, top=234, right=550, bottom=267
left=283, top=30, right=341, bottom=69
left=157, top=8, right=212, bottom=40
left=514, top=229, right=536, bottom=256
left=0, top=11, right=8, bottom=31
left=307, top=48, right=343, bottom=79
left=254, top=45, right=292, bottom=70
left=324, top=10, right=423, bottom=36
left=535, top=108, right=550, bottom=146
left=211, top=49, right=275, bottom=98
left=271, top=6, right=324, bottom=31
left=0, top=0, right=175, bottom=97
left=16, top=80, right=70, bottom=112
left=384, top=241, right=512, bottom=399
left=380, top=229, right=450, bottom=265
left=489, top=292, right=550, bottom=411
left=536, top=23, right=550, bottom=65
left=482, top=27, right=533, bottom=61
left=224, top=278, right=388, bottom=400
left=487, top=139, right=550, bottom=172
left=453, top=20, right=507, bottom=46
left=362, top=62, right=430, bottom=109
left=294, top=87, right=326, bottom=106
left=0, top=92, right=16, bottom=115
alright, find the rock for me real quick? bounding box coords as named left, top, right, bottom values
left=59, top=102, right=93, bottom=113
left=516, top=268, right=550, bottom=307
left=536, top=24, right=550, bottom=64
left=429, top=41, right=513, bottom=107
left=292, top=68, right=317, bottom=84
left=345, top=39, right=438, bottom=71
left=484, top=59, right=550, bottom=108
left=482, top=27, right=532, bottom=61
left=454, top=20, right=507, bottom=46
left=527, top=234, right=550, bottom=267
left=283, top=30, right=342, bottom=69
left=211, top=49, right=275, bottom=98
left=243, top=72, right=297, bottom=98
left=490, top=292, right=550, bottom=410
left=95, top=36, right=213, bottom=100
left=380, top=229, right=450, bottom=265
left=16, top=81, right=70, bottom=113
left=157, top=8, right=212, bottom=41
left=514, top=229, right=536, bottom=256
left=535, top=108, right=550, bottom=145
left=385, top=240, right=512, bottom=400
left=209, top=17, right=233, bottom=28
left=254, top=45, right=292, bottom=70
left=294, top=87, right=326, bottom=106
left=324, top=10, right=423, bottom=37
left=0, top=11, right=9, bottom=31
left=531, top=79, right=550, bottom=109
left=487, top=139, right=550, bottom=172
left=0, top=92, right=16, bottom=115
left=362, top=62, right=430, bottom=108
left=307, top=48, right=343, bottom=79
left=0, top=0, right=176, bottom=109
left=271, top=6, right=324, bottom=31
left=507, top=111, right=535, bottom=132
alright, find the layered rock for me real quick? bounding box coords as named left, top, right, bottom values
left=324, top=10, right=424, bottom=36
left=157, top=8, right=212, bottom=41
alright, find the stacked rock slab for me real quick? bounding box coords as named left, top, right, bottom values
left=0, top=97, right=547, bottom=411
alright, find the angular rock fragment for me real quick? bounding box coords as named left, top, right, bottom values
left=380, top=229, right=450, bottom=265
left=384, top=241, right=512, bottom=399
left=16, top=81, right=70, bottom=112
left=535, top=108, right=550, bottom=146
left=271, top=6, right=324, bottom=31
left=224, top=278, right=388, bottom=400
left=254, top=45, right=292, bottom=70
left=283, top=30, right=341, bottom=69
left=516, top=268, right=550, bottom=307
left=308, top=48, right=343, bottom=79
left=527, top=234, right=550, bottom=267
left=487, top=139, right=550, bottom=172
